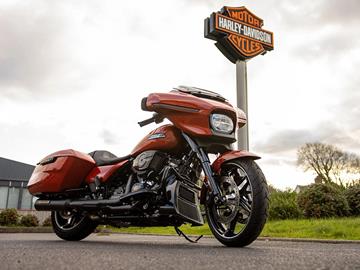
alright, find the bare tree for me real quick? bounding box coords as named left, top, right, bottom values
left=297, top=142, right=360, bottom=186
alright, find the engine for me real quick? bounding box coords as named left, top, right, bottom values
left=109, top=149, right=204, bottom=226
left=130, top=150, right=168, bottom=192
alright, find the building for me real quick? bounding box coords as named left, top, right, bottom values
left=0, top=157, right=35, bottom=210
left=294, top=185, right=308, bottom=194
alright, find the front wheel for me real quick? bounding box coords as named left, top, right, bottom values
left=206, top=159, right=269, bottom=247
left=51, top=210, right=98, bottom=241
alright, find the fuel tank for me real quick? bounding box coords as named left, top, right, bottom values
left=131, top=124, right=185, bottom=157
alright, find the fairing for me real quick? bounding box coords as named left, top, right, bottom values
left=145, top=91, right=243, bottom=140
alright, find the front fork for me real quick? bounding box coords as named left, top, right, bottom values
left=181, top=133, right=224, bottom=204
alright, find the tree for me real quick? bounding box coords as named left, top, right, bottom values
left=297, top=142, right=360, bottom=186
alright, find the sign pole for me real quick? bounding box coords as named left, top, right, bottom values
left=204, top=6, right=273, bottom=151
left=236, top=60, right=249, bottom=151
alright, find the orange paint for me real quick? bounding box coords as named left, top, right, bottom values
left=28, top=149, right=95, bottom=194
left=145, top=91, right=238, bottom=137
left=131, top=124, right=185, bottom=157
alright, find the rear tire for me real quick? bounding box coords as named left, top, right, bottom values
left=206, top=159, right=269, bottom=247
left=51, top=210, right=98, bottom=241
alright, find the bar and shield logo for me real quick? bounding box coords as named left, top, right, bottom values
left=205, top=6, right=274, bottom=62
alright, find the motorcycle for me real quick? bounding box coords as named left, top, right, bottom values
left=28, top=86, right=269, bottom=247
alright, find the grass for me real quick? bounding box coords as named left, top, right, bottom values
left=261, top=218, right=360, bottom=240
left=99, top=217, right=360, bottom=240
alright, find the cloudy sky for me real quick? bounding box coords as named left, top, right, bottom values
left=0, top=0, right=359, bottom=189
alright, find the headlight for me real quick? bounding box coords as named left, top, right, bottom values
left=210, top=114, right=234, bottom=134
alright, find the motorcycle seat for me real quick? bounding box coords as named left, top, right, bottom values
left=88, top=150, right=132, bottom=166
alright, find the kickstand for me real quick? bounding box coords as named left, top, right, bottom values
left=174, top=226, right=203, bottom=243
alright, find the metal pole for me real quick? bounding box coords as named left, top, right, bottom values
left=236, top=60, right=249, bottom=151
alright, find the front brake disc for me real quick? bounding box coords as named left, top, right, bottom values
left=212, top=176, right=240, bottom=224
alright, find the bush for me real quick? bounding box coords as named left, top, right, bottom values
left=20, top=214, right=39, bottom=227
left=297, top=184, right=350, bottom=218
left=344, top=184, right=360, bottom=216
left=269, top=190, right=302, bottom=220
left=0, top=208, right=19, bottom=226
left=42, top=216, right=52, bottom=227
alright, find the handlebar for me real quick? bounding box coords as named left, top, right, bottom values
left=138, top=113, right=164, bottom=127
left=138, top=117, right=156, bottom=127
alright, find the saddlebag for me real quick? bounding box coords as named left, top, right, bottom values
left=28, top=149, right=96, bottom=195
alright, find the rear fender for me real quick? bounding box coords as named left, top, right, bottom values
left=200, top=150, right=260, bottom=204
left=212, top=150, right=260, bottom=174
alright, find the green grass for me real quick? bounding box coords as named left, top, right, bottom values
left=261, top=218, right=360, bottom=240
left=99, top=217, right=360, bottom=240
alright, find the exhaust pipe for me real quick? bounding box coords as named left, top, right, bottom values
left=34, top=190, right=157, bottom=212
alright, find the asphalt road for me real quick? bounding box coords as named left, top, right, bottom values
left=0, top=233, right=359, bottom=270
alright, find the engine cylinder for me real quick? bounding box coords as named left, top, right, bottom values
left=132, top=150, right=167, bottom=175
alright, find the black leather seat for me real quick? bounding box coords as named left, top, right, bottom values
left=89, top=150, right=132, bottom=166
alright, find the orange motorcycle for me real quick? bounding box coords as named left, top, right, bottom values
left=28, top=86, right=268, bottom=247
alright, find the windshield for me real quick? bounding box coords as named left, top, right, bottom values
left=173, top=85, right=228, bottom=103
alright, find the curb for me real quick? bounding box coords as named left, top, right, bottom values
left=257, top=237, right=360, bottom=244
left=94, top=231, right=360, bottom=244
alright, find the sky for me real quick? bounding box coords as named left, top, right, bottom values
left=0, top=0, right=359, bottom=190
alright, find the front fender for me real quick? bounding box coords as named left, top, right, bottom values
left=211, top=150, right=260, bottom=174
left=199, top=150, right=260, bottom=204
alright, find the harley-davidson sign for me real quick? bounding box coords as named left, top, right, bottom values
left=205, top=6, right=274, bottom=62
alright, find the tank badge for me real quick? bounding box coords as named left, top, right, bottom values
left=148, top=133, right=166, bottom=140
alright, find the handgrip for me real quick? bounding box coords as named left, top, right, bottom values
left=138, top=116, right=155, bottom=127
left=138, top=113, right=164, bottom=127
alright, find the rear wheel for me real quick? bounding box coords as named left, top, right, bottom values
left=51, top=210, right=98, bottom=241
left=206, top=159, right=269, bottom=247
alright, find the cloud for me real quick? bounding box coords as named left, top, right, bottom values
left=254, top=129, right=324, bottom=154
left=0, top=120, right=68, bottom=164
left=0, top=2, right=67, bottom=95
left=253, top=68, right=360, bottom=156
left=270, top=0, right=360, bottom=28
left=0, top=1, right=104, bottom=99
left=100, top=129, right=119, bottom=145
left=254, top=120, right=360, bottom=156
left=291, top=31, right=360, bottom=60
left=259, top=156, right=296, bottom=167
left=269, top=0, right=360, bottom=60
left=319, top=0, right=360, bottom=25
left=0, top=0, right=358, bottom=191
left=324, top=81, right=360, bottom=152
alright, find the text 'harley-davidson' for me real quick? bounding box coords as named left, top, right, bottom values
left=28, top=86, right=269, bottom=247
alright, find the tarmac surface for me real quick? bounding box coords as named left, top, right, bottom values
left=0, top=233, right=359, bottom=270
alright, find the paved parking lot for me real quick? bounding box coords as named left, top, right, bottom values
left=0, top=233, right=359, bottom=270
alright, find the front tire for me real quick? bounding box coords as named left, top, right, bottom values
left=206, top=159, right=269, bottom=247
left=51, top=210, right=98, bottom=241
